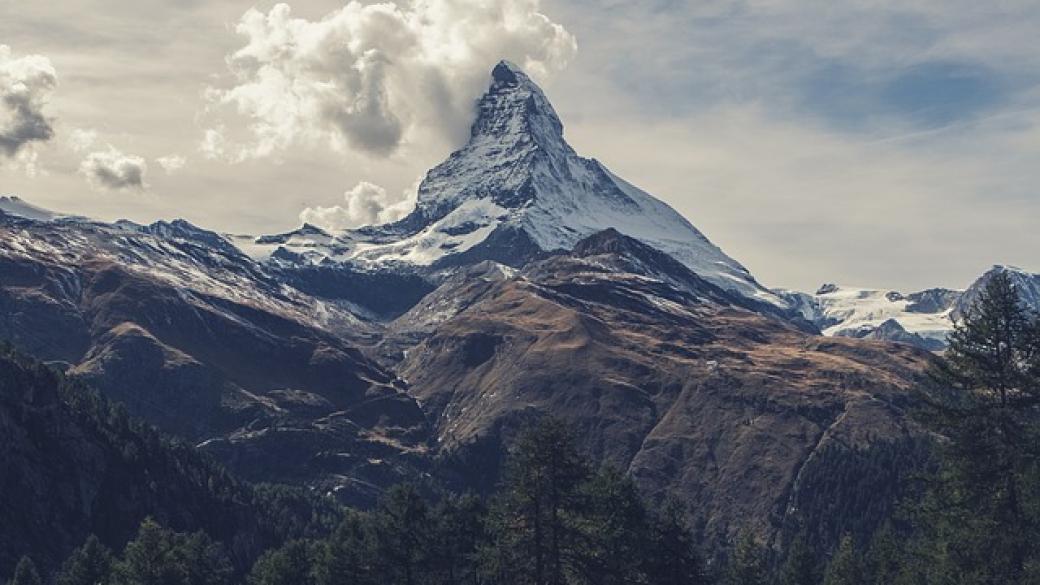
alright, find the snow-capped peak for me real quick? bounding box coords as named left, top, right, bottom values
left=259, top=62, right=785, bottom=307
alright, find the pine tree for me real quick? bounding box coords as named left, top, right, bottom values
left=112, top=518, right=179, bottom=585
left=370, top=484, right=432, bottom=585
left=57, top=535, right=114, bottom=585
left=644, top=500, right=710, bottom=585
left=316, top=512, right=373, bottom=585
left=573, top=467, right=650, bottom=585
left=781, top=535, right=819, bottom=585
left=915, top=272, right=1040, bottom=582
left=8, top=557, right=41, bottom=585
left=724, top=532, right=767, bottom=585
left=248, top=540, right=316, bottom=585
left=823, top=536, right=863, bottom=585
left=429, top=494, right=485, bottom=585
left=486, top=418, right=589, bottom=585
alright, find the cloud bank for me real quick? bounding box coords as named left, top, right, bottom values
left=205, top=0, right=576, bottom=160
left=80, top=146, right=148, bottom=191
left=300, top=181, right=416, bottom=231
left=0, top=45, right=58, bottom=172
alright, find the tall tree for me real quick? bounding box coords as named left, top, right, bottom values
left=822, top=536, right=863, bottom=585
left=370, top=484, right=432, bottom=585
left=7, top=557, right=41, bottom=585
left=572, top=467, right=650, bottom=585
left=316, top=512, right=372, bottom=585
left=724, top=532, right=767, bottom=585
left=915, top=272, right=1040, bottom=582
left=57, top=536, right=114, bottom=585
left=248, top=540, right=316, bottom=585
left=486, top=418, right=589, bottom=585
left=644, top=500, right=710, bottom=585
left=781, top=535, right=819, bottom=585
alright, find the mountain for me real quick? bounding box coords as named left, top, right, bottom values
left=0, top=62, right=966, bottom=555
left=778, top=265, right=1040, bottom=351
left=0, top=211, right=430, bottom=505
left=0, top=195, right=64, bottom=221
left=248, top=61, right=785, bottom=310
left=393, top=229, right=932, bottom=549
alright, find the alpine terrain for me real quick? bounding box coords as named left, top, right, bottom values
left=1, top=61, right=1036, bottom=579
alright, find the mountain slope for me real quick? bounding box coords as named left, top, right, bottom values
left=253, top=62, right=785, bottom=309
left=394, top=230, right=932, bottom=547
left=0, top=211, right=430, bottom=504
left=0, top=347, right=342, bottom=578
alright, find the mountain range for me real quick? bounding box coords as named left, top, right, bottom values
left=1, top=61, right=1037, bottom=558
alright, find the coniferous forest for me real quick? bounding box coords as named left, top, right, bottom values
left=4, top=273, right=1040, bottom=585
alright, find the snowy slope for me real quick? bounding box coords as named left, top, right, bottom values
left=776, top=285, right=960, bottom=349
left=255, top=61, right=783, bottom=307
left=0, top=212, right=369, bottom=336
left=0, top=195, right=62, bottom=221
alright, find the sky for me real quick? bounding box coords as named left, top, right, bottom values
left=1, top=0, right=1038, bottom=293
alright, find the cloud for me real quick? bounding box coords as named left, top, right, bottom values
left=299, top=180, right=416, bottom=230
left=0, top=45, right=58, bottom=171
left=67, top=128, right=98, bottom=152
left=155, top=154, right=186, bottom=174
left=205, top=0, right=576, bottom=160
left=79, top=146, right=148, bottom=190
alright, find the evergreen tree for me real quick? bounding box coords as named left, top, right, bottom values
left=823, top=536, right=863, bottom=585
left=370, top=484, right=432, bottom=585
left=572, top=467, right=650, bottom=585
left=316, top=512, right=373, bottom=585
left=724, top=532, right=767, bottom=585
left=57, top=536, right=114, bottom=585
left=113, top=518, right=232, bottom=585
left=7, top=557, right=41, bottom=585
left=248, top=540, right=316, bottom=585
left=486, top=418, right=589, bottom=585
left=780, top=535, right=819, bottom=585
left=644, top=500, right=710, bottom=585
left=915, top=272, right=1040, bottom=582
left=429, top=494, right=485, bottom=585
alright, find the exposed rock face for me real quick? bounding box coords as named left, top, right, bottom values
left=0, top=214, right=430, bottom=505
left=395, top=230, right=932, bottom=547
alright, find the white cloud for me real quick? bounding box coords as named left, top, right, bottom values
left=299, top=180, right=416, bottom=231
left=0, top=45, right=58, bottom=173
left=205, top=0, right=576, bottom=160
left=67, top=128, right=98, bottom=152
left=79, top=145, right=148, bottom=191
left=155, top=154, right=186, bottom=174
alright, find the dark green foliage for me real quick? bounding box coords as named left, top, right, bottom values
left=782, top=438, right=932, bottom=554
left=644, top=501, right=711, bottom=585
left=111, top=518, right=232, bottom=585
left=822, top=536, right=863, bottom=585
left=7, top=557, right=41, bottom=585
left=0, top=345, right=339, bottom=577
left=780, top=535, right=820, bottom=585
left=57, top=536, right=114, bottom=585
left=247, top=541, right=316, bottom=585
left=724, top=532, right=767, bottom=585
left=485, top=418, right=589, bottom=585
left=571, top=467, right=649, bottom=585
left=911, top=272, right=1040, bottom=583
